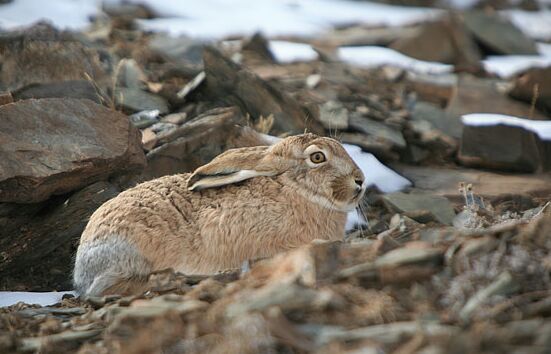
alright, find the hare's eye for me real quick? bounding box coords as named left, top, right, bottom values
left=310, top=152, right=326, bottom=164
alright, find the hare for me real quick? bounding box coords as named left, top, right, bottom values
left=73, top=133, right=365, bottom=296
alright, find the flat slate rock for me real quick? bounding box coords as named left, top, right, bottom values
left=0, top=98, right=145, bottom=203
left=382, top=192, right=456, bottom=225
left=463, top=11, right=538, bottom=55
left=114, top=87, right=170, bottom=114
left=459, top=123, right=551, bottom=172
left=391, top=164, right=551, bottom=201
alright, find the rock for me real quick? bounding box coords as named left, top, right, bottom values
left=129, top=109, right=160, bottom=129
left=509, top=66, right=551, bottom=114
left=445, top=75, right=547, bottom=137
left=148, top=33, right=205, bottom=66
left=382, top=192, right=456, bottom=225
left=318, top=101, right=349, bottom=130
left=241, top=32, right=276, bottom=64
left=202, top=47, right=323, bottom=135
left=138, top=106, right=250, bottom=181
left=340, top=132, right=399, bottom=161
left=150, top=122, right=177, bottom=134
left=115, top=59, right=147, bottom=90
left=0, top=181, right=120, bottom=275
left=411, top=101, right=462, bottom=139
left=390, top=19, right=481, bottom=67
left=391, top=164, right=551, bottom=202
left=459, top=123, right=551, bottom=172
left=407, top=72, right=457, bottom=107
left=463, top=11, right=538, bottom=55
left=0, top=98, right=145, bottom=203
left=141, top=128, right=157, bottom=151
left=0, top=92, right=13, bottom=106
left=160, top=112, right=188, bottom=125
left=0, top=23, right=106, bottom=91
left=114, top=87, right=170, bottom=114
left=12, top=80, right=101, bottom=103
left=349, top=114, right=406, bottom=149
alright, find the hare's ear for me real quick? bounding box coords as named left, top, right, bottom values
left=187, top=146, right=279, bottom=191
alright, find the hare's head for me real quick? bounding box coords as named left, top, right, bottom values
left=187, top=133, right=365, bottom=211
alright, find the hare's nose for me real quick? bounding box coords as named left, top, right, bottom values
left=354, top=179, right=364, bottom=188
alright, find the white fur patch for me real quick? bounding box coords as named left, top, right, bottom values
left=188, top=170, right=275, bottom=191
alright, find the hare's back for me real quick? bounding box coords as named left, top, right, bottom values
left=80, top=174, right=195, bottom=246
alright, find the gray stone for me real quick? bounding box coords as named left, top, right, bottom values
left=463, top=11, right=538, bottom=55
left=0, top=98, right=145, bottom=203
left=129, top=109, right=160, bottom=129
left=459, top=123, right=551, bottom=172
left=114, top=87, right=169, bottom=114
left=382, top=192, right=456, bottom=225
left=349, top=114, right=406, bottom=149
left=116, top=58, right=147, bottom=90
left=149, top=33, right=205, bottom=66
left=411, top=101, right=462, bottom=139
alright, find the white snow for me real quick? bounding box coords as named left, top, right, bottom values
left=483, top=43, right=551, bottom=78
left=504, top=9, right=551, bottom=41
left=132, top=0, right=440, bottom=39
left=0, top=0, right=440, bottom=38
left=0, top=0, right=99, bottom=30
left=462, top=113, right=551, bottom=141
left=343, top=144, right=410, bottom=229
left=0, top=291, right=75, bottom=308
left=343, top=144, right=411, bottom=193
left=268, top=41, right=318, bottom=63
left=338, top=46, right=453, bottom=75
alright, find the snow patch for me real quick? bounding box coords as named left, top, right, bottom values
left=343, top=144, right=411, bottom=193
left=504, top=9, right=551, bottom=41
left=0, top=291, right=75, bottom=308
left=338, top=46, right=453, bottom=75
left=344, top=144, right=411, bottom=229
left=462, top=113, right=551, bottom=141
left=268, top=41, right=318, bottom=63
left=0, top=0, right=99, bottom=30
left=483, top=43, right=551, bottom=78
left=131, top=0, right=440, bottom=39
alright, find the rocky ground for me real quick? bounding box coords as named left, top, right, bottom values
left=0, top=0, right=551, bottom=352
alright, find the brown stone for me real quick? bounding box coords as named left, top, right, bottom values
left=390, top=18, right=481, bottom=68
left=509, top=66, right=551, bottom=114
left=202, top=46, right=323, bottom=135
left=0, top=98, right=145, bottom=203
left=0, top=181, right=120, bottom=275
left=139, top=106, right=252, bottom=181
left=0, top=23, right=106, bottom=91
left=459, top=123, right=550, bottom=172
left=391, top=164, right=551, bottom=202
left=12, top=80, right=101, bottom=103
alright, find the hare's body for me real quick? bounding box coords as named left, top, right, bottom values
left=74, top=134, right=365, bottom=296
